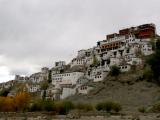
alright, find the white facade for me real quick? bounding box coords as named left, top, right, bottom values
left=93, top=71, right=108, bottom=82
left=30, top=73, right=44, bottom=83
left=70, top=58, right=85, bottom=68
left=45, top=87, right=61, bottom=100
left=60, top=87, right=76, bottom=99
left=55, top=61, right=66, bottom=68
left=110, top=57, right=121, bottom=66
left=78, top=85, right=93, bottom=94
left=141, top=43, right=153, bottom=56
left=26, top=84, right=40, bottom=93
left=52, top=72, right=84, bottom=86
left=105, top=35, right=126, bottom=44
left=119, top=65, right=131, bottom=72
left=127, top=57, right=142, bottom=65
left=85, top=56, right=93, bottom=66
left=87, top=66, right=108, bottom=82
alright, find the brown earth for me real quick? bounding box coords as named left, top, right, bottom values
left=66, top=70, right=160, bottom=113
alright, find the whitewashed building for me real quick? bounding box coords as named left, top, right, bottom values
left=78, top=85, right=93, bottom=94
left=55, top=61, right=66, bottom=68
left=26, top=83, right=40, bottom=93
left=52, top=72, right=84, bottom=86
left=70, top=58, right=86, bottom=68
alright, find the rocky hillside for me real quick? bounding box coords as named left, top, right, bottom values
left=66, top=70, right=160, bottom=113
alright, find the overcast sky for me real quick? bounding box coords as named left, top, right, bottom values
left=0, top=0, right=160, bottom=83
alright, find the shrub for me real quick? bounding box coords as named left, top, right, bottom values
left=95, top=102, right=104, bottom=111
left=112, top=102, right=122, bottom=112
left=14, top=92, right=30, bottom=111
left=109, top=65, right=121, bottom=76
left=147, top=39, right=160, bottom=83
left=96, top=101, right=122, bottom=113
left=138, top=107, right=146, bottom=113
left=1, top=97, right=15, bottom=112
left=43, top=99, right=54, bottom=111
left=150, top=102, right=160, bottom=112
left=104, top=101, right=113, bottom=112
left=75, top=103, right=93, bottom=111
left=0, top=89, right=10, bottom=97
left=30, top=100, right=43, bottom=111
left=143, top=65, right=154, bottom=82
left=54, top=101, right=74, bottom=115
left=30, top=99, right=54, bottom=112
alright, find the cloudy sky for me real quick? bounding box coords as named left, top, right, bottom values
left=0, top=0, right=160, bottom=82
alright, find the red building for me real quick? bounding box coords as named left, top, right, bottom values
left=136, top=24, right=156, bottom=39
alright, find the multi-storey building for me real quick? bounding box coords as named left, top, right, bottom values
left=52, top=72, right=84, bottom=86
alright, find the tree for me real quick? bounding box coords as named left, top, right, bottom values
left=48, top=70, right=52, bottom=83
left=0, top=89, right=10, bottom=97
left=40, top=82, right=49, bottom=90
left=14, top=92, right=30, bottom=111
left=150, top=38, right=156, bottom=51
left=92, top=54, right=99, bottom=67
left=40, top=82, right=49, bottom=100
left=147, top=39, right=160, bottom=83
left=3, top=97, right=15, bottom=112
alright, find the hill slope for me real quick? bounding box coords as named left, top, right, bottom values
left=66, top=70, right=160, bottom=112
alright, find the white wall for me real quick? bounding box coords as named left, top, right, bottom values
left=120, top=65, right=131, bottom=72
left=141, top=44, right=153, bottom=56
left=52, top=72, right=84, bottom=86
left=78, top=85, right=93, bottom=94
left=70, top=58, right=85, bottom=67
left=110, top=57, right=120, bottom=66
left=60, top=87, right=76, bottom=99
left=27, top=85, right=40, bottom=93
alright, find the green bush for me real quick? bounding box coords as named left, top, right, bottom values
left=0, top=89, right=10, bottom=97
left=30, top=99, right=54, bottom=112
left=43, top=100, right=55, bottom=111
left=95, top=102, right=104, bottom=111
left=150, top=102, right=160, bottom=112
left=147, top=39, right=160, bottom=83
left=112, top=102, right=122, bottom=112
left=54, top=101, right=74, bottom=115
left=75, top=103, right=93, bottom=111
left=143, top=65, right=154, bottom=82
left=109, top=65, right=121, bottom=76
left=104, top=101, right=113, bottom=112
left=138, top=107, right=146, bottom=113
left=95, top=101, right=122, bottom=113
